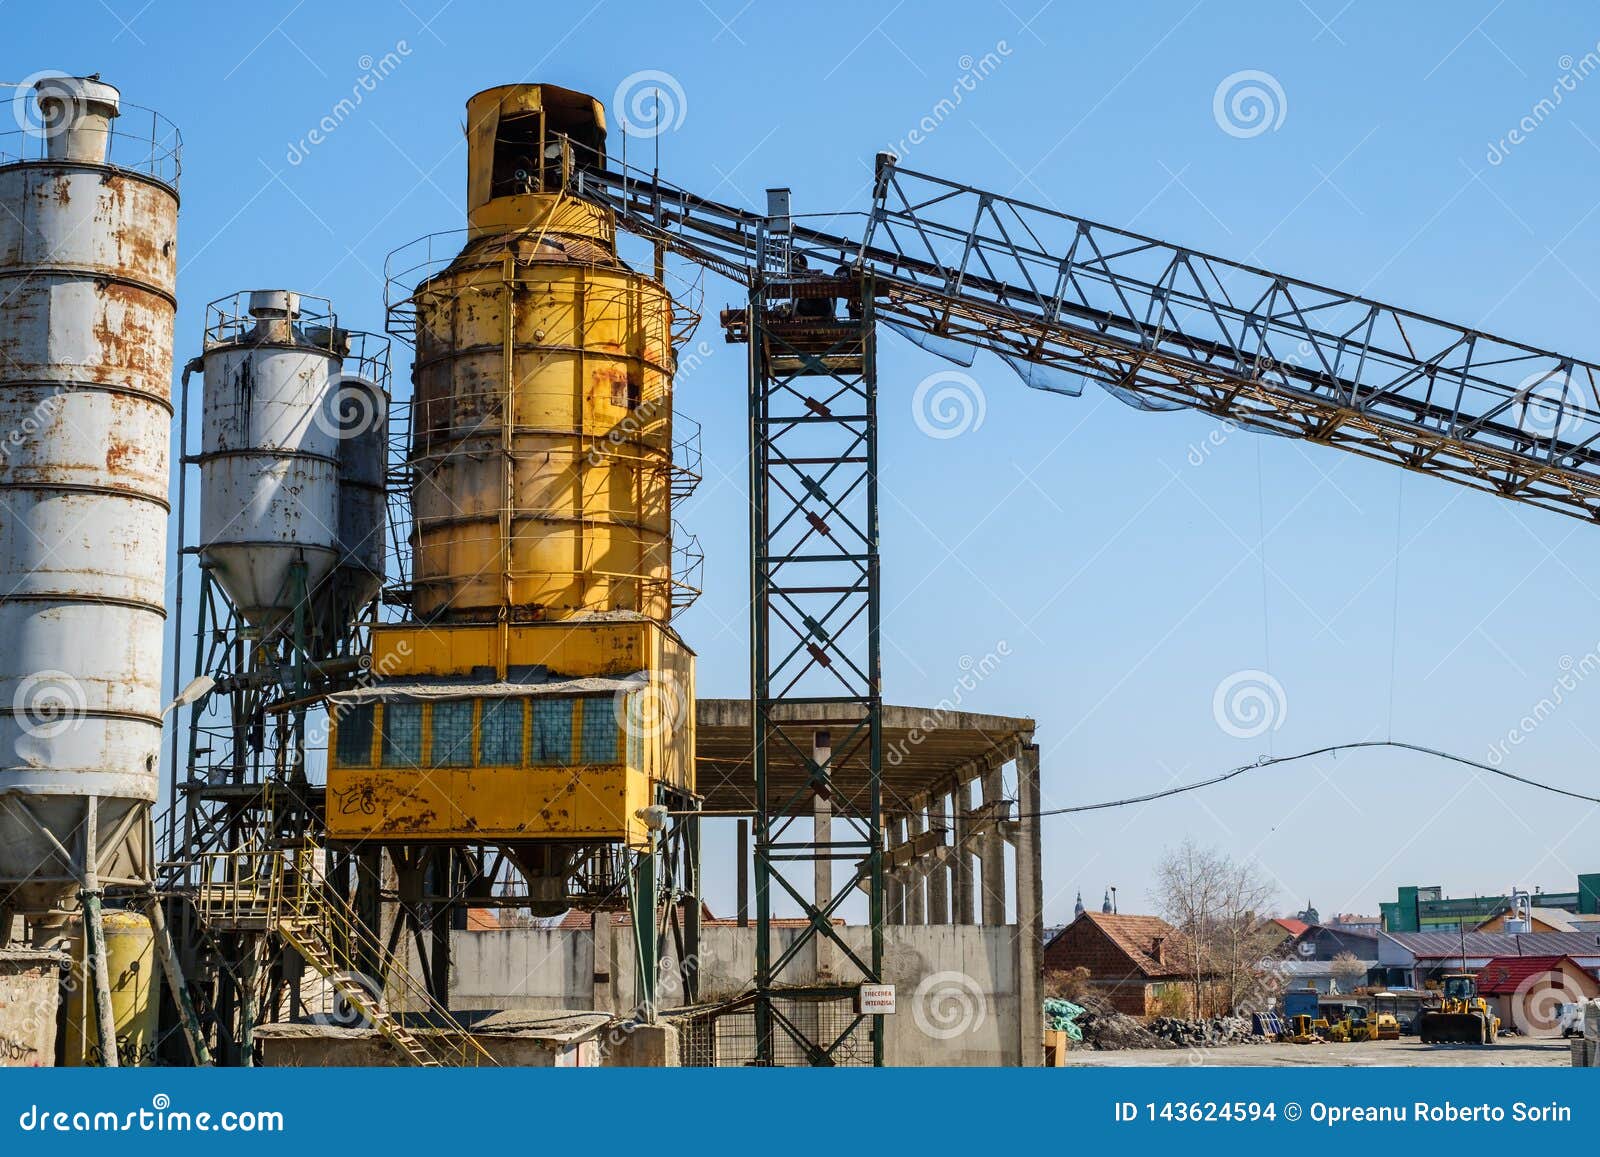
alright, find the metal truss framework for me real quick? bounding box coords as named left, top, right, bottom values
left=564, top=146, right=1600, bottom=1067
left=573, top=155, right=1600, bottom=524
left=743, top=270, right=884, bottom=1067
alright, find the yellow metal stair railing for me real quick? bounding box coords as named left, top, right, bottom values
left=199, top=843, right=497, bottom=1067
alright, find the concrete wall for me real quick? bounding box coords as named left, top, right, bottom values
left=446, top=923, right=1022, bottom=1066
left=0, top=950, right=62, bottom=1067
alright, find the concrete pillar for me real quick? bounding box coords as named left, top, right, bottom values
left=907, top=808, right=926, bottom=926
left=953, top=781, right=975, bottom=924
left=1015, top=744, right=1044, bottom=1067
left=980, top=764, right=1007, bottom=926
left=927, top=794, right=950, bottom=925
left=592, top=911, right=616, bottom=1014
left=813, top=792, right=834, bottom=980
left=887, top=815, right=905, bottom=924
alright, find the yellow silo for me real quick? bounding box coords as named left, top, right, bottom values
left=327, top=84, right=695, bottom=852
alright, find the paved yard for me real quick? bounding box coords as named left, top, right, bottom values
left=1065, top=1036, right=1572, bottom=1067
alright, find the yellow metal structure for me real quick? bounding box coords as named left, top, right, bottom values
left=64, top=909, right=157, bottom=1067
left=328, top=83, right=695, bottom=850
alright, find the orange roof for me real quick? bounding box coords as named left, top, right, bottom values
left=1058, top=911, right=1196, bottom=978
left=1274, top=918, right=1310, bottom=936
left=465, top=908, right=500, bottom=931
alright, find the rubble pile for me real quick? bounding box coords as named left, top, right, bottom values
left=1145, top=1015, right=1264, bottom=1047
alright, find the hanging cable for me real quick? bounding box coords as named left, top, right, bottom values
left=1020, top=740, right=1600, bottom=818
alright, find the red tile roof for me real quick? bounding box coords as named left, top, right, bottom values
left=1475, top=955, right=1586, bottom=994
left=1045, top=911, right=1196, bottom=979
left=1273, top=918, right=1310, bottom=937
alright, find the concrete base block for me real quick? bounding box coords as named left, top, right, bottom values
left=602, top=1022, right=679, bottom=1067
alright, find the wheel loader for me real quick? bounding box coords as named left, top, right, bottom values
left=1418, top=973, right=1499, bottom=1044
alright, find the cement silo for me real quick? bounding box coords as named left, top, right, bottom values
left=0, top=76, right=179, bottom=920
left=197, top=291, right=346, bottom=634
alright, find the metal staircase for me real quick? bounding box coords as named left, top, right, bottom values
left=198, top=843, right=496, bottom=1067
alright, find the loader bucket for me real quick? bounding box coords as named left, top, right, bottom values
left=1418, top=1011, right=1486, bottom=1044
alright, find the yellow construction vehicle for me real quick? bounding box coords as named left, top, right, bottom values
left=1368, top=993, right=1403, bottom=1040
left=1327, top=1003, right=1401, bottom=1042
left=1418, top=974, right=1499, bottom=1044
left=1279, top=1014, right=1321, bottom=1044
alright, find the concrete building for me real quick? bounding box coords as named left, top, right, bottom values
left=1475, top=956, right=1600, bottom=1038
left=1043, top=911, right=1215, bottom=1017
left=407, top=699, right=1045, bottom=1067
left=1380, top=876, right=1600, bottom=932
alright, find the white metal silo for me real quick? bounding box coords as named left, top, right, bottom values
left=197, top=291, right=344, bottom=633
left=0, top=76, right=178, bottom=920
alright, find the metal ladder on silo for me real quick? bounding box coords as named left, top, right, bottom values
left=200, top=844, right=496, bottom=1067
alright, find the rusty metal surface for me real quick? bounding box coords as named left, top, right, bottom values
left=198, top=314, right=342, bottom=628
left=0, top=156, right=177, bottom=912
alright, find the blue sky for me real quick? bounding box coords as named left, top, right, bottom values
left=11, top=0, right=1600, bottom=925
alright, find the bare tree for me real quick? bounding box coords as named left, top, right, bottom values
left=1330, top=951, right=1366, bottom=993
left=1152, top=839, right=1279, bottom=1015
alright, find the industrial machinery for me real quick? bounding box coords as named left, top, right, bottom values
left=0, top=74, right=184, bottom=1066
left=1368, top=993, right=1404, bottom=1040
left=325, top=83, right=703, bottom=1013
left=546, top=114, right=1600, bottom=1063
left=1418, top=974, right=1500, bottom=1044
left=165, top=289, right=394, bottom=1064
left=1327, top=1003, right=1399, bottom=1043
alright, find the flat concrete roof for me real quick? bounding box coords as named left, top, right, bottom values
left=694, top=698, right=1034, bottom=816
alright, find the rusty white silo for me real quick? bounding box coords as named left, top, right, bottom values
left=197, top=291, right=345, bottom=633
left=0, top=76, right=179, bottom=916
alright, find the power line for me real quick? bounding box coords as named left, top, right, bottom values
left=1022, top=740, right=1600, bottom=818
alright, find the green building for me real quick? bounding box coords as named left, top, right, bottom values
left=1381, top=875, right=1600, bottom=932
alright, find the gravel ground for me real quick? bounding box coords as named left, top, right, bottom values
left=1064, top=1036, right=1573, bottom=1067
